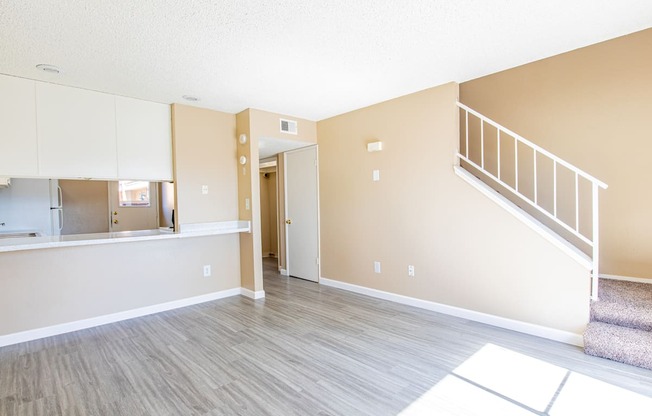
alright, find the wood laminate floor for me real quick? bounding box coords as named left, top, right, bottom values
left=1, top=258, right=652, bottom=415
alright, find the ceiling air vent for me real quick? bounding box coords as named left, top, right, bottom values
left=280, top=118, right=298, bottom=135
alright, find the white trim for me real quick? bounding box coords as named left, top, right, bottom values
left=456, top=102, right=607, bottom=189
left=179, top=220, right=251, bottom=234
left=454, top=165, right=592, bottom=269
left=600, top=274, right=652, bottom=284
left=241, top=288, right=266, bottom=299
left=320, top=277, right=583, bottom=347
left=259, top=160, right=277, bottom=169
left=0, top=220, right=251, bottom=253
left=280, top=268, right=289, bottom=276
left=0, top=288, right=242, bottom=347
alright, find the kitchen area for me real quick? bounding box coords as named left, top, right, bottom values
left=0, top=177, right=175, bottom=240
left=0, top=72, right=186, bottom=252
left=0, top=73, right=248, bottom=346
left=0, top=178, right=60, bottom=239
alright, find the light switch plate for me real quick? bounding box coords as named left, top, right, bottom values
left=373, top=170, right=380, bottom=182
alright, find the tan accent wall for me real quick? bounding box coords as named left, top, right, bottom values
left=318, top=82, right=590, bottom=334
left=60, top=179, right=109, bottom=234
left=171, top=104, right=238, bottom=226
left=460, top=28, right=652, bottom=278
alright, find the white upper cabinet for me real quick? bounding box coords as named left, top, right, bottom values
left=0, top=75, right=38, bottom=177
left=1, top=78, right=172, bottom=180
left=115, top=97, right=172, bottom=181
left=36, top=82, right=118, bottom=179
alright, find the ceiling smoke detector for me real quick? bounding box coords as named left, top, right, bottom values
left=36, top=64, right=61, bottom=74
left=182, top=95, right=200, bottom=102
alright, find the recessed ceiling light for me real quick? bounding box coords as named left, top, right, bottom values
left=36, top=64, right=61, bottom=74
left=182, top=95, right=200, bottom=102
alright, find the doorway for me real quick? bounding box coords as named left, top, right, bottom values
left=108, top=181, right=159, bottom=232
left=259, top=167, right=278, bottom=259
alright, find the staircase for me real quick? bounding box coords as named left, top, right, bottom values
left=452, top=103, right=652, bottom=370
left=456, top=102, right=607, bottom=300
left=584, top=279, right=652, bottom=369
left=456, top=103, right=652, bottom=370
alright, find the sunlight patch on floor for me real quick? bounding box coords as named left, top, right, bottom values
left=399, top=374, right=535, bottom=416
left=453, top=343, right=567, bottom=411
left=549, top=372, right=652, bottom=415
left=398, top=343, right=652, bottom=415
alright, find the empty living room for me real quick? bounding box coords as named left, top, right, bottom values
left=1, top=1, right=652, bottom=415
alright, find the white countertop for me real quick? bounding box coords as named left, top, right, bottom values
left=0, top=220, right=250, bottom=253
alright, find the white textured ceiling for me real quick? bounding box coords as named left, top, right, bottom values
left=1, top=1, right=651, bottom=121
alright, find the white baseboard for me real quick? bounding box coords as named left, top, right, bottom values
left=320, top=277, right=583, bottom=347
left=601, top=273, right=652, bottom=284
left=0, top=287, right=243, bottom=348
left=241, top=288, right=266, bottom=299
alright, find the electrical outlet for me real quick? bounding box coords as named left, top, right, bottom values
left=202, top=185, right=209, bottom=195
left=408, top=265, right=415, bottom=277
left=245, top=198, right=251, bottom=210
left=374, top=261, right=381, bottom=274
left=372, top=169, right=380, bottom=182
left=203, top=265, right=211, bottom=277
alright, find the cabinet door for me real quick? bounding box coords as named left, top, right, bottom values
left=0, top=75, right=38, bottom=177
left=36, top=82, right=117, bottom=179
left=115, top=97, right=172, bottom=181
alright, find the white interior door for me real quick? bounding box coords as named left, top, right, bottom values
left=285, top=146, right=320, bottom=282
left=109, top=181, right=159, bottom=232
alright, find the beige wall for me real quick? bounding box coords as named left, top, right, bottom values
left=0, top=236, right=239, bottom=335
left=318, top=82, right=590, bottom=334
left=460, top=28, right=652, bottom=279
left=60, top=179, right=109, bottom=234
left=172, top=104, right=238, bottom=226
left=249, top=108, right=317, bottom=143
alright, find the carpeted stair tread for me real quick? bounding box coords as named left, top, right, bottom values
left=584, top=321, right=652, bottom=370
left=590, top=279, right=652, bottom=331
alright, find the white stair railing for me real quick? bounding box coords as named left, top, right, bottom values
left=457, top=102, right=608, bottom=300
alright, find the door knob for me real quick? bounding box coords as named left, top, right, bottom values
left=113, top=211, right=118, bottom=215
left=286, top=219, right=292, bottom=225
left=113, top=219, right=119, bottom=224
